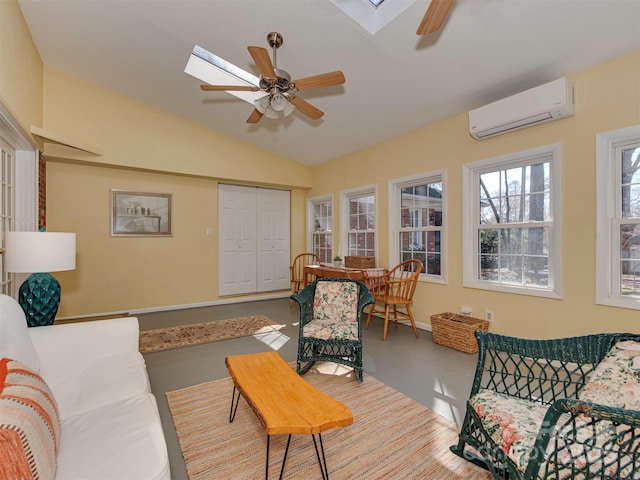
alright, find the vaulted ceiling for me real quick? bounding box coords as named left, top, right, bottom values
left=17, top=0, right=640, bottom=166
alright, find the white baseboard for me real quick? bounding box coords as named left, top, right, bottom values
left=57, top=292, right=292, bottom=321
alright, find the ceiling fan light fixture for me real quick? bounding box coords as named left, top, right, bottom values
left=254, top=94, right=270, bottom=114
left=282, top=99, right=296, bottom=117
left=264, top=105, right=279, bottom=119
left=270, top=91, right=288, bottom=112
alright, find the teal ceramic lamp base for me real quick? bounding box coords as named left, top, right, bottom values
left=18, top=272, right=61, bottom=327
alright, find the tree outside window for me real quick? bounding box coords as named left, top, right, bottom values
left=619, top=145, right=640, bottom=296
left=478, top=161, right=550, bottom=287
left=463, top=144, right=561, bottom=298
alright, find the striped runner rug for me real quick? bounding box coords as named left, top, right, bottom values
left=166, top=362, right=492, bottom=479
left=139, top=315, right=286, bottom=354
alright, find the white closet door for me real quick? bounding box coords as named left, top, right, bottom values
left=218, top=184, right=257, bottom=296
left=218, top=184, right=290, bottom=296
left=257, top=188, right=290, bottom=292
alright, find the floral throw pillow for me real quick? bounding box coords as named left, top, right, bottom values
left=579, top=340, right=640, bottom=410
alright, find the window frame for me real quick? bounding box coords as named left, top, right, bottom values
left=596, top=124, right=640, bottom=310
left=340, top=184, right=377, bottom=259
left=0, top=102, right=38, bottom=297
left=389, top=169, right=447, bottom=284
left=307, top=194, right=334, bottom=263
left=462, top=143, right=563, bottom=298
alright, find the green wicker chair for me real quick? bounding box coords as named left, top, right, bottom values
left=291, top=278, right=373, bottom=382
left=452, top=330, right=640, bottom=479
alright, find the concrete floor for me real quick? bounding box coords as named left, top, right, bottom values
left=138, top=298, right=479, bottom=480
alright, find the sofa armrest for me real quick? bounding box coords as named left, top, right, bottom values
left=524, top=398, right=640, bottom=480
left=29, top=317, right=140, bottom=367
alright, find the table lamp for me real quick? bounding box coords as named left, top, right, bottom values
left=4, top=231, right=76, bottom=327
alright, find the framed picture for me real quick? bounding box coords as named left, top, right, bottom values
left=110, top=190, right=173, bottom=237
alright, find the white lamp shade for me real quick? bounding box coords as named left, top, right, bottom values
left=4, top=231, right=76, bottom=273
left=270, top=92, right=287, bottom=112
left=282, top=100, right=296, bottom=117
left=254, top=95, right=270, bottom=114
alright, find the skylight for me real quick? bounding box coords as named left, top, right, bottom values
left=184, top=45, right=261, bottom=106
left=328, top=0, right=416, bottom=34
left=190, top=45, right=258, bottom=86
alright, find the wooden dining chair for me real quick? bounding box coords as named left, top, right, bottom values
left=290, top=253, right=320, bottom=306
left=365, top=259, right=423, bottom=341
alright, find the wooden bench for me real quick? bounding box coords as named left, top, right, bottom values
left=225, top=351, right=353, bottom=480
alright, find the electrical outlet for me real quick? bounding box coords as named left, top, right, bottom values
left=485, top=310, right=494, bottom=322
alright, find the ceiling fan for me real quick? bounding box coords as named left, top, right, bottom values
left=199, top=32, right=345, bottom=124
left=416, top=0, right=454, bottom=35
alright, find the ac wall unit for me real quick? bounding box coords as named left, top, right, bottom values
left=469, top=77, right=574, bottom=140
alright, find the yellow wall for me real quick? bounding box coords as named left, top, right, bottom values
left=46, top=161, right=310, bottom=316
left=0, top=0, right=43, bottom=137
left=311, top=51, right=640, bottom=338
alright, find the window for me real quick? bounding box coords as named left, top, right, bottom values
left=463, top=144, right=562, bottom=298
left=0, top=138, right=14, bottom=293
left=308, top=195, right=333, bottom=263
left=341, top=187, right=376, bottom=258
left=0, top=103, right=38, bottom=297
left=596, top=125, right=640, bottom=310
left=390, top=171, right=446, bottom=282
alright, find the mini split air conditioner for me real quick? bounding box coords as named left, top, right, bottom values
left=469, top=77, right=574, bottom=140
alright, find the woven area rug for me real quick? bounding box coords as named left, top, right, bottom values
left=166, top=363, right=492, bottom=480
left=139, top=315, right=286, bottom=354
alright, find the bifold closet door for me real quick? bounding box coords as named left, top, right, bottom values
left=218, top=184, right=290, bottom=296
left=219, top=184, right=257, bottom=296
left=256, top=187, right=290, bottom=292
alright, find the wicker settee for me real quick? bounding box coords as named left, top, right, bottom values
left=452, top=330, right=640, bottom=479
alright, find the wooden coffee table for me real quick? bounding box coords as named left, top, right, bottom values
left=225, top=351, right=353, bottom=480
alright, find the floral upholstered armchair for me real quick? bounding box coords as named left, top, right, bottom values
left=452, top=330, right=640, bottom=480
left=291, top=278, right=373, bottom=382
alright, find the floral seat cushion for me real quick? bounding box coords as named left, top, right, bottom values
left=304, top=281, right=359, bottom=341
left=469, top=389, right=550, bottom=472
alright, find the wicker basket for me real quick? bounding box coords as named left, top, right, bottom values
left=344, top=256, right=375, bottom=269
left=430, top=312, right=489, bottom=354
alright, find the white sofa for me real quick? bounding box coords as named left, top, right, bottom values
left=0, top=294, right=170, bottom=480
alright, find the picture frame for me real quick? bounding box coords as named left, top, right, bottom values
left=110, top=189, right=173, bottom=237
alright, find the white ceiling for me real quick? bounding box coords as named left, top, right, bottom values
left=17, top=0, right=640, bottom=166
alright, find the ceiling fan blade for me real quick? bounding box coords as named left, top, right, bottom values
left=291, top=71, right=345, bottom=91
left=289, top=96, right=324, bottom=120
left=247, top=46, right=276, bottom=79
left=416, top=0, right=454, bottom=35
left=201, top=84, right=259, bottom=92
left=246, top=109, right=264, bottom=124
